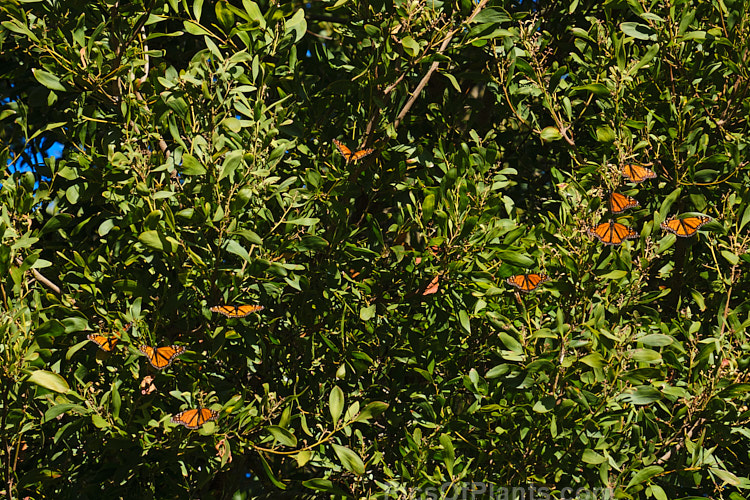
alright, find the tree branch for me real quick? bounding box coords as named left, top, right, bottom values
left=392, top=0, right=490, bottom=130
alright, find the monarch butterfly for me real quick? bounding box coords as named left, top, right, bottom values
left=608, top=191, right=639, bottom=214
left=171, top=408, right=220, bottom=429
left=621, top=163, right=656, bottom=183
left=506, top=274, right=549, bottom=292
left=87, top=322, right=132, bottom=352
left=661, top=216, right=711, bottom=237
left=423, top=275, right=441, bottom=295
left=87, top=334, right=119, bottom=352
left=139, top=345, right=186, bottom=370
left=210, top=305, right=264, bottom=318
left=588, top=220, right=638, bottom=245
left=333, top=139, right=374, bottom=163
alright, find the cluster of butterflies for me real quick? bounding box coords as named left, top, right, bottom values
left=87, top=304, right=264, bottom=429
left=505, top=163, right=712, bottom=293
left=590, top=163, right=712, bottom=244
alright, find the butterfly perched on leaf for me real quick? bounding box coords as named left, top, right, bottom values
left=171, top=408, right=219, bottom=429
left=333, top=139, right=374, bottom=164
left=139, top=345, right=186, bottom=370
left=210, top=305, right=264, bottom=318
left=88, top=322, right=132, bottom=352
left=661, top=216, right=711, bottom=237
left=608, top=191, right=639, bottom=214
left=621, top=163, right=656, bottom=183
left=506, top=274, right=549, bottom=293
left=588, top=220, right=638, bottom=245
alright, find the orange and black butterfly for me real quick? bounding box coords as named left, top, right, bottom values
left=88, top=322, right=132, bottom=352
left=608, top=191, right=639, bottom=214
left=171, top=408, right=219, bottom=429
left=661, top=216, right=711, bottom=237
left=506, top=274, right=550, bottom=293
left=588, top=220, right=638, bottom=245
left=621, top=163, right=656, bottom=183
left=333, top=139, right=374, bottom=164
left=139, top=345, right=186, bottom=370
left=210, top=305, right=264, bottom=318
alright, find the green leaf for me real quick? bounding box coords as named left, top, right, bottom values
left=258, top=453, right=286, bottom=489
left=540, top=126, right=562, bottom=141
left=354, top=401, right=388, bottom=422
left=458, top=309, right=471, bottom=334
left=601, top=270, right=627, bottom=279
left=401, top=35, right=420, bottom=57
left=572, top=83, right=610, bottom=95
left=234, top=229, right=263, bottom=246
left=91, top=414, right=108, bottom=428
left=302, top=478, right=335, bottom=492
left=331, top=444, right=365, bottom=475
left=360, top=305, right=376, bottom=321
left=439, top=434, right=455, bottom=476
left=44, top=403, right=86, bottom=422
left=636, top=334, right=673, bottom=346
left=580, top=353, right=605, bottom=368
left=266, top=425, right=298, bottom=447
left=183, top=20, right=213, bottom=37
left=224, top=239, right=250, bottom=262
left=242, top=0, right=266, bottom=28
left=622, top=385, right=662, bottom=405
left=329, top=386, right=344, bottom=424
left=219, top=150, right=243, bottom=181
left=620, top=22, right=656, bottom=40
left=596, top=125, right=616, bottom=142
left=193, top=0, right=204, bottom=22
left=28, top=370, right=69, bottom=393
left=221, top=117, right=242, bottom=133
left=496, top=251, right=534, bottom=267
left=33, top=69, right=66, bottom=91
left=582, top=449, right=606, bottom=464
left=286, top=217, right=319, bottom=226
left=138, top=230, right=163, bottom=251
left=626, top=465, right=664, bottom=489
left=180, top=154, right=207, bottom=175
left=284, top=8, right=307, bottom=43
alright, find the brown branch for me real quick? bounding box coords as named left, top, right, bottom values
left=31, top=269, right=61, bottom=295
left=392, top=0, right=490, bottom=130
left=15, top=257, right=61, bottom=295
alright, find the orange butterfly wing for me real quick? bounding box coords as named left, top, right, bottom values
left=88, top=334, right=118, bottom=352
left=506, top=274, right=549, bottom=292
left=661, top=216, right=711, bottom=237
left=621, top=164, right=656, bottom=183
left=333, top=139, right=373, bottom=163
left=210, top=305, right=264, bottom=318
left=609, top=192, right=639, bottom=213
left=171, top=408, right=219, bottom=429
left=588, top=220, right=638, bottom=245
left=87, top=322, right=131, bottom=352
left=139, top=345, right=186, bottom=369
left=423, top=275, right=440, bottom=295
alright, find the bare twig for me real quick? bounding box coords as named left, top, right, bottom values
left=392, top=0, right=490, bottom=130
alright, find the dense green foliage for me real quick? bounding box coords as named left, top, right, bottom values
left=1, top=0, right=749, bottom=498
